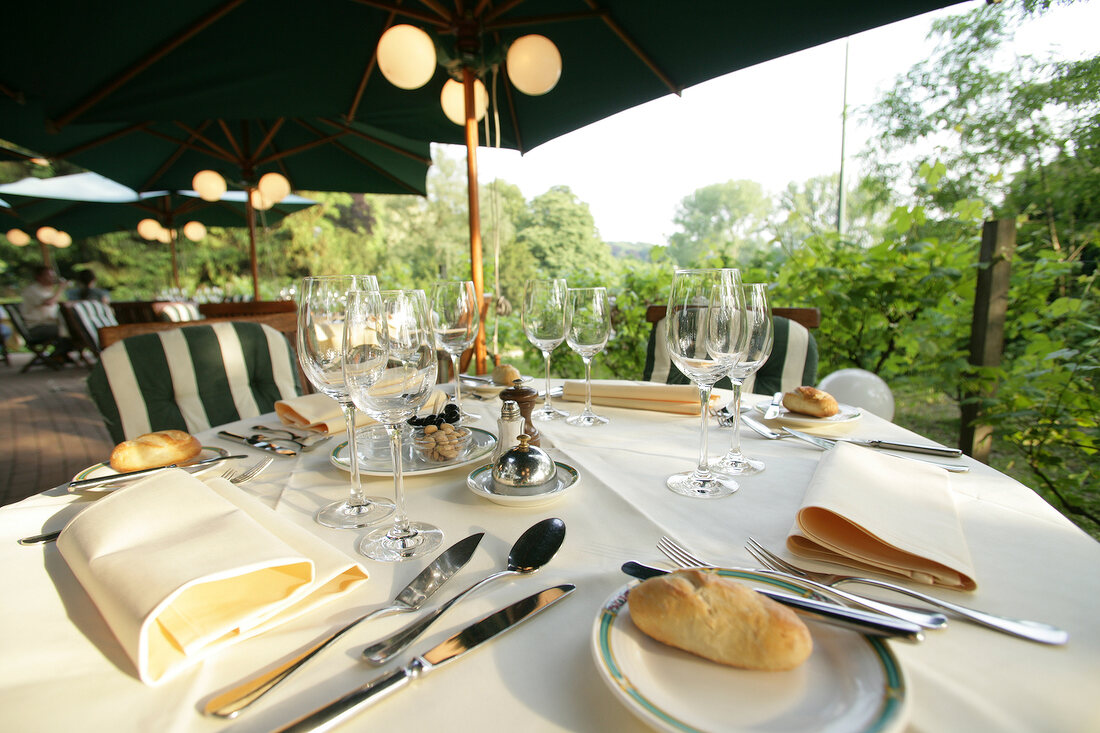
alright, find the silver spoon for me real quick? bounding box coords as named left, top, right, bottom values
left=361, top=517, right=566, bottom=665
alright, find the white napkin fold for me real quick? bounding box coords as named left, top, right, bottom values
left=275, top=392, right=373, bottom=435
left=787, top=442, right=977, bottom=590
left=560, top=379, right=724, bottom=415
left=56, top=470, right=368, bottom=685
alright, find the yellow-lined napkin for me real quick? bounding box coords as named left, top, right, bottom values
left=560, top=379, right=723, bottom=415
left=275, top=393, right=372, bottom=435
left=787, top=442, right=976, bottom=590
left=56, top=470, right=368, bottom=685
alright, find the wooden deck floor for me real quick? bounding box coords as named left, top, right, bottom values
left=0, top=352, right=114, bottom=506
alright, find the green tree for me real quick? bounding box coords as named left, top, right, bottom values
left=516, top=185, right=611, bottom=277
left=667, top=180, right=772, bottom=266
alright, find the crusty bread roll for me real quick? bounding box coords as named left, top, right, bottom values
left=782, top=386, right=839, bottom=418
left=109, top=430, right=203, bottom=472
left=491, top=363, right=522, bottom=386
left=629, top=569, right=812, bottom=671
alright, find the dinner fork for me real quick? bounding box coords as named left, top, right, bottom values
left=745, top=538, right=1068, bottom=645
left=221, top=457, right=275, bottom=484
left=656, top=535, right=948, bottom=630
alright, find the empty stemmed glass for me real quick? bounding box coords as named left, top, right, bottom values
left=429, top=280, right=480, bottom=422
left=711, top=283, right=774, bottom=476
left=523, top=278, right=569, bottom=421
left=565, top=287, right=611, bottom=427
left=664, top=268, right=746, bottom=498
left=344, top=288, right=443, bottom=562
left=297, top=275, right=394, bottom=529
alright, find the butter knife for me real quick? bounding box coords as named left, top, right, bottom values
left=67, top=453, right=247, bottom=491
left=810, top=432, right=962, bottom=457
left=218, top=431, right=298, bottom=457
left=764, top=391, right=784, bottom=420
left=783, top=428, right=970, bottom=472
left=273, top=584, right=575, bottom=733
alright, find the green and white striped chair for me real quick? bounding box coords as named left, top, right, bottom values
left=61, top=300, right=119, bottom=359
left=87, top=321, right=302, bottom=443
left=156, top=302, right=203, bottom=322
left=643, top=306, right=819, bottom=395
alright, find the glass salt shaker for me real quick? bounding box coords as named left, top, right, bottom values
left=493, top=400, right=525, bottom=463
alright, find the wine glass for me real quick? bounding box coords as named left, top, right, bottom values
left=664, top=268, right=746, bottom=498
left=344, top=289, right=443, bottom=562
left=711, top=283, right=774, bottom=476
left=522, top=278, right=569, bottom=421
left=429, top=280, right=480, bottom=422
left=564, top=287, right=611, bottom=427
left=297, top=275, right=394, bottom=529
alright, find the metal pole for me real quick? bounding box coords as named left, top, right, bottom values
left=836, top=40, right=849, bottom=235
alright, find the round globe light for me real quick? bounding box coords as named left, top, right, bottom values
left=817, top=368, right=896, bottom=421
left=52, top=231, right=72, bottom=248
left=440, top=77, right=488, bottom=126
left=183, top=221, right=207, bottom=241
left=6, top=228, right=31, bottom=246
left=257, top=172, right=291, bottom=204
left=250, top=188, right=274, bottom=211
left=377, top=24, right=437, bottom=90
left=36, top=226, right=58, bottom=245
left=506, top=34, right=561, bottom=96
left=192, top=169, right=227, bottom=202
left=137, top=218, right=161, bottom=240
left=156, top=227, right=173, bottom=244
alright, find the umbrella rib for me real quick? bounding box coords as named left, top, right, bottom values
left=345, top=6, right=398, bottom=122
left=52, top=0, right=249, bottom=130
left=316, top=118, right=433, bottom=166
left=348, top=0, right=450, bottom=29
left=140, top=121, right=215, bottom=191
left=162, top=121, right=239, bottom=164
left=57, top=122, right=150, bottom=159
left=583, top=0, right=681, bottom=95
left=219, top=120, right=248, bottom=164
left=419, top=0, right=453, bottom=22
left=251, top=118, right=287, bottom=160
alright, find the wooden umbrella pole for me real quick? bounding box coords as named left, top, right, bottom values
left=464, top=67, right=487, bottom=374
left=170, top=231, right=180, bottom=290
left=39, top=241, right=52, bottom=270
left=246, top=187, right=260, bottom=301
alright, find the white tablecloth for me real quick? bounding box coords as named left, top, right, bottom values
left=1, top=386, right=1098, bottom=732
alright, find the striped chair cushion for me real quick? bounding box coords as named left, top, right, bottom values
left=158, top=302, right=202, bottom=322
left=644, top=315, right=818, bottom=395
left=67, top=300, right=119, bottom=353
left=87, top=321, right=303, bottom=443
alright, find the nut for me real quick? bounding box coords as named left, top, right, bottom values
left=414, top=423, right=471, bottom=462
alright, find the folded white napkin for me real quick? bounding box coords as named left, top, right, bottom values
left=275, top=392, right=372, bottom=435
left=56, top=470, right=369, bottom=685
left=787, top=442, right=976, bottom=590
left=560, top=379, right=724, bottom=415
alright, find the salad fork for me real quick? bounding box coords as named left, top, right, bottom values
left=221, top=458, right=275, bottom=485
left=745, top=538, right=1067, bottom=645
left=656, top=535, right=948, bottom=630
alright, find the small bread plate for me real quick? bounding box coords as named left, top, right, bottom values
left=466, top=460, right=579, bottom=507
left=69, top=447, right=232, bottom=493
left=459, top=374, right=534, bottom=399
left=330, top=427, right=497, bottom=477
left=754, top=399, right=862, bottom=426
left=593, top=570, right=908, bottom=733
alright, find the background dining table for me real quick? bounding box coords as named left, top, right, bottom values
left=1, top=383, right=1098, bottom=732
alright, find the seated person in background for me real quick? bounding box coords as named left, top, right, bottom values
left=21, top=266, right=72, bottom=359
left=66, top=269, right=110, bottom=303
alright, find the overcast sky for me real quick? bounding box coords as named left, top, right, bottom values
left=440, top=1, right=1100, bottom=244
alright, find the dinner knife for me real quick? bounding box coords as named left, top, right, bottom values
left=620, top=562, right=923, bottom=642
left=67, top=453, right=248, bottom=491
left=782, top=428, right=970, bottom=473
left=273, top=584, right=575, bottom=733
left=788, top=428, right=963, bottom=457
left=217, top=430, right=298, bottom=457
left=763, top=391, right=784, bottom=420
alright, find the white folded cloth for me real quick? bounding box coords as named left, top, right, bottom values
left=560, top=379, right=724, bottom=415
left=787, top=442, right=977, bottom=590
left=276, top=389, right=449, bottom=434
left=56, top=470, right=369, bottom=684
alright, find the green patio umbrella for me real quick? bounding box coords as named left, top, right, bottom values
left=0, top=172, right=316, bottom=290
left=0, top=0, right=966, bottom=361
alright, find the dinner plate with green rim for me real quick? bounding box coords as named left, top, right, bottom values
left=329, top=427, right=497, bottom=477
left=69, top=447, right=232, bottom=493
left=592, top=570, right=908, bottom=733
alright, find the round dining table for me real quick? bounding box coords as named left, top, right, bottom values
left=1, top=382, right=1097, bottom=733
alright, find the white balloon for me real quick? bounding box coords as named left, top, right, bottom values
left=818, top=368, right=895, bottom=421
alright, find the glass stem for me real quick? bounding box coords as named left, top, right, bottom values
left=542, top=349, right=554, bottom=411
left=387, top=424, right=411, bottom=538
left=583, top=357, right=594, bottom=413
left=341, top=401, right=365, bottom=507
left=451, top=353, right=463, bottom=405
left=730, top=381, right=744, bottom=457
left=697, top=384, right=714, bottom=474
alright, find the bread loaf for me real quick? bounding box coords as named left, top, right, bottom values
left=109, top=430, right=203, bottom=472
left=629, top=569, right=812, bottom=671
left=492, top=363, right=522, bottom=386
left=782, top=386, right=839, bottom=418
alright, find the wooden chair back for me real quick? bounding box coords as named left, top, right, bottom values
left=198, top=301, right=296, bottom=318
left=644, top=305, right=821, bottom=329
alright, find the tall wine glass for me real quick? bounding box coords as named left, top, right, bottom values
left=711, top=283, right=774, bottom=476
left=523, top=278, right=569, bottom=421
left=564, top=287, right=611, bottom=427
left=297, top=275, right=394, bottom=528
left=429, top=280, right=480, bottom=422
left=665, top=268, right=745, bottom=498
left=344, top=289, right=443, bottom=562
